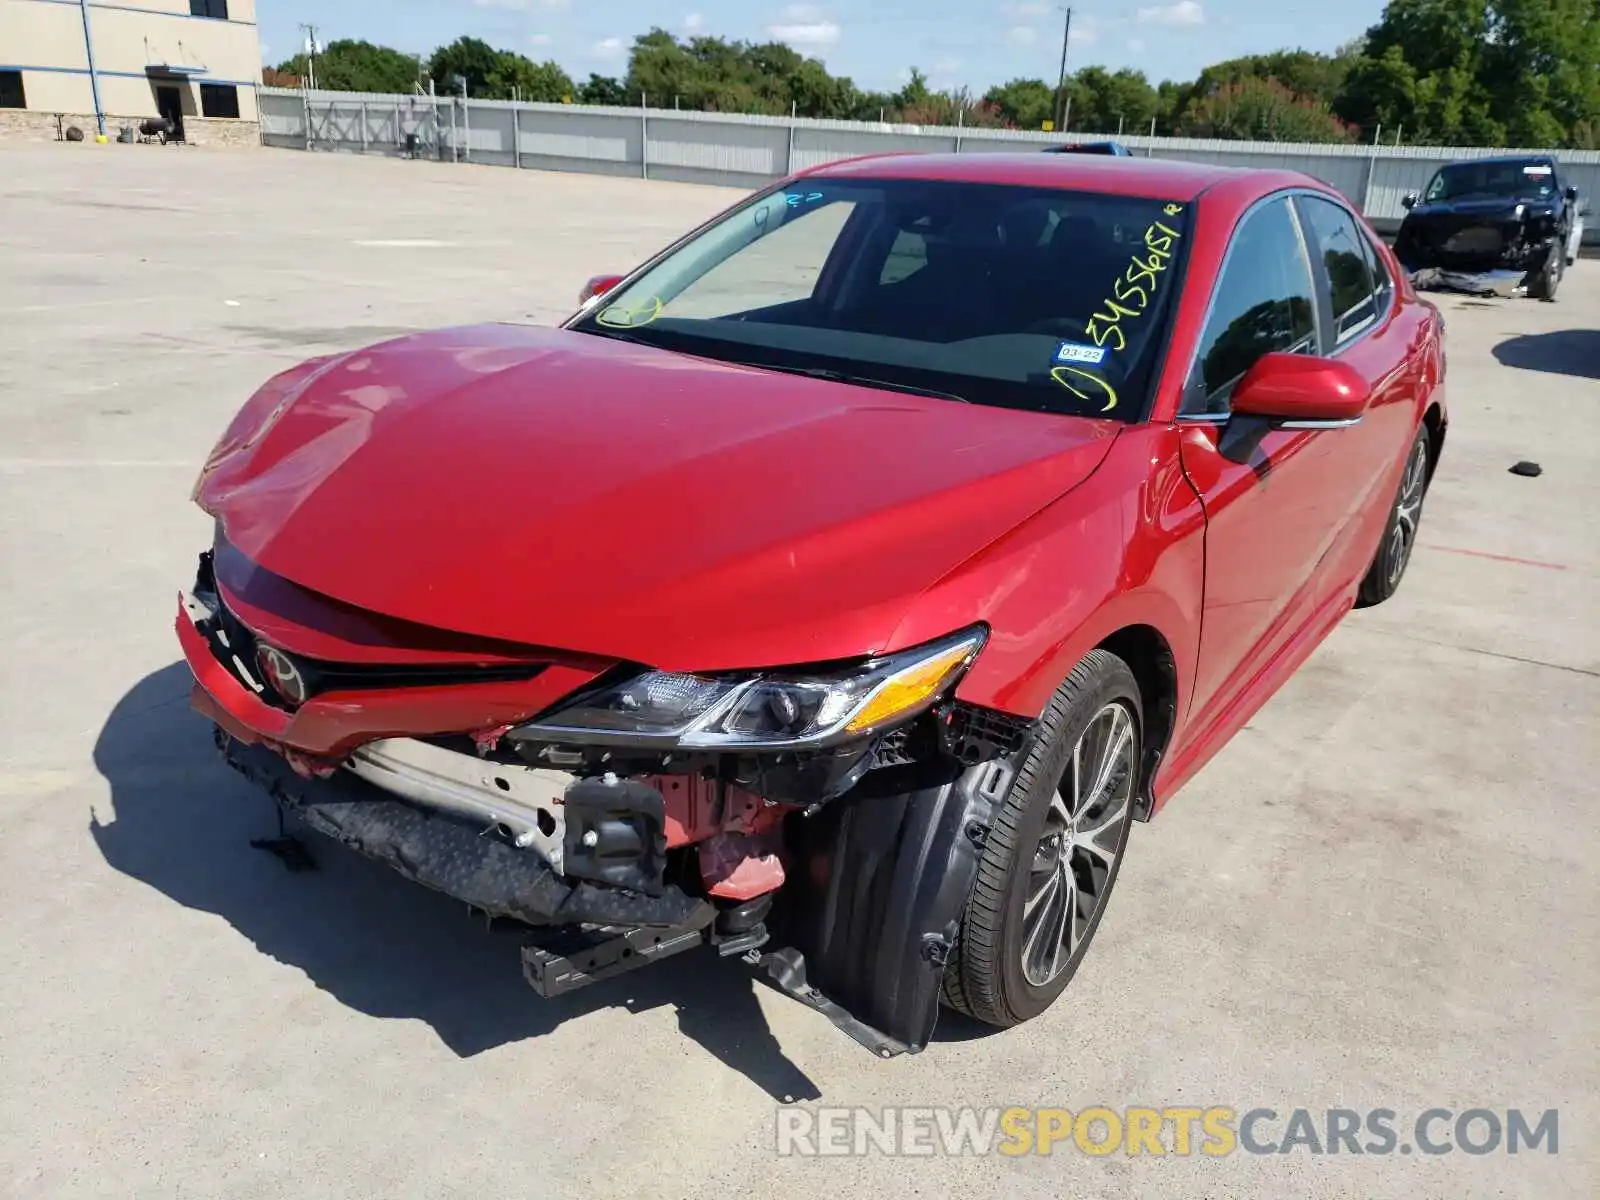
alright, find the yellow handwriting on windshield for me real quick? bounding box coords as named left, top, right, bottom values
left=1085, top=212, right=1184, bottom=353
left=595, top=295, right=665, bottom=328
left=1051, top=365, right=1119, bottom=413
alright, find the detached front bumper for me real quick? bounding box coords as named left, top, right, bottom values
left=177, top=552, right=1022, bottom=1056
left=216, top=730, right=713, bottom=928
left=1408, top=265, right=1529, bottom=297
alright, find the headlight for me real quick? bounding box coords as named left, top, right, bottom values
left=514, top=627, right=986, bottom=750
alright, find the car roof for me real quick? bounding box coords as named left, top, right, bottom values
left=1439, top=153, right=1557, bottom=168
left=801, top=151, right=1281, bottom=203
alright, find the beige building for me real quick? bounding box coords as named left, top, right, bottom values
left=0, top=0, right=261, bottom=145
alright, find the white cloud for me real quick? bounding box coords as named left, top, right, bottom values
left=769, top=20, right=841, bottom=46
left=1006, top=25, right=1038, bottom=47
left=473, top=0, right=528, bottom=8
left=1003, top=2, right=1048, bottom=14
left=933, top=56, right=962, bottom=73
left=1127, top=37, right=1146, bottom=52
left=593, top=36, right=625, bottom=58
left=528, top=33, right=552, bottom=46
left=1137, top=1, right=1204, bottom=26
left=684, top=12, right=704, bottom=29
left=781, top=3, right=823, bottom=18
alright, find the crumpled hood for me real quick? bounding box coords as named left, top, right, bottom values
left=196, top=323, right=1117, bottom=670
left=1404, top=197, right=1559, bottom=233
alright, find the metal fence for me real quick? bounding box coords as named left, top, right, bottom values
left=260, top=88, right=1600, bottom=241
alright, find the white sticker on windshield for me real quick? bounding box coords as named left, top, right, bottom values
left=1054, top=341, right=1108, bottom=366
left=1523, top=165, right=1553, bottom=176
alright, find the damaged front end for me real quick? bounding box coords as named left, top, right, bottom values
left=179, top=550, right=1033, bottom=1056
left=1395, top=201, right=1565, bottom=297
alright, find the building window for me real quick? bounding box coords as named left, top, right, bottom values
left=189, top=0, right=230, bottom=18
left=200, top=84, right=240, bottom=119
left=0, top=70, right=25, bottom=110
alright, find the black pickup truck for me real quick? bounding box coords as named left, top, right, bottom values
left=1394, top=154, right=1584, bottom=301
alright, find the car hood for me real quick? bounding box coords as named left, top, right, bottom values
left=196, top=323, right=1118, bottom=671
left=1406, top=197, right=1555, bottom=222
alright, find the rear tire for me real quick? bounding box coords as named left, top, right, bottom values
left=1358, top=425, right=1431, bottom=607
left=942, top=650, right=1139, bottom=1027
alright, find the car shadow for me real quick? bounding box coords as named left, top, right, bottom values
left=1492, top=330, right=1600, bottom=380
left=90, top=663, right=822, bottom=1101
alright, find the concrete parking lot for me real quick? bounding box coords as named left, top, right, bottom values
left=1, top=145, right=1595, bottom=1199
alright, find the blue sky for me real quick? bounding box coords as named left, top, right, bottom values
left=258, top=1, right=1389, bottom=93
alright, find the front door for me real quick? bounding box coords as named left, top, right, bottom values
left=155, top=85, right=184, bottom=142
left=1176, top=192, right=1384, bottom=736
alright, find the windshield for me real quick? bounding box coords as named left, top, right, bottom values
left=1424, top=160, right=1556, bottom=203
left=568, top=178, right=1193, bottom=421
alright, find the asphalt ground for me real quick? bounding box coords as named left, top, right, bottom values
left=1, top=145, right=1595, bottom=1199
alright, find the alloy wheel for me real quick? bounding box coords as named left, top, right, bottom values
left=1020, top=701, right=1136, bottom=987
left=1386, top=435, right=1429, bottom=588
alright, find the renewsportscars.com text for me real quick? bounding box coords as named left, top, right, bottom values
left=774, top=1106, right=1560, bottom=1158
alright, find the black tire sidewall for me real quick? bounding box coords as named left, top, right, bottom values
left=987, top=662, right=1140, bottom=1023
left=1360, top=424, right=1430, bottom=605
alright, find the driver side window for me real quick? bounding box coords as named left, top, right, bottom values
left=1184, top=197, right=1318, bottom=416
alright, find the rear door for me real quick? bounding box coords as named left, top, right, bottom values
left=1292, top=193, right=1418, bottom=582
left=1176, top=192, right=1387, bottom=728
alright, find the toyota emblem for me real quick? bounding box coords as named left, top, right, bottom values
left=257, top=645, right=309, bottom=706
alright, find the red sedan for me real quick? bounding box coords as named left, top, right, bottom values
left=178, top=152, right=1446, bottom=1055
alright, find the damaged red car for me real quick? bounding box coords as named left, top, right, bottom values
left=178, top=152, right=1446, bottom=1055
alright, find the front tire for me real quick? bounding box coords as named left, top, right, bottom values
left=943, top=650, right=1139, bottom=1027
left=1357, top=425, right=1431, bottom=607
left=1528, top=245, right=1562, bottom=301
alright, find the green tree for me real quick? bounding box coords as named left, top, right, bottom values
left=1334, top=45, right=1418, bottom=136
left=577, top=74, right=630, bottom=105
left=428, top=36, right=500, bottom=96
left=486, top=54, right=574, bottom=102
left=1154, top=79, right=1186, bottom=134
left=1067, top=66, right=1158, bottom=134
left=983, top=78, right=1055, bottom=129
left=275, top=39, right=422, bottom=94
left=1184, top=76, right=1357, bottom=142
left=620, top=28, right=872, bottom=118
left=1335, top=0, right=1600, bottom=146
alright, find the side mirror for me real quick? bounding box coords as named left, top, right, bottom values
left=1401, top=192, right=1418, bottom=210
left=579, top=274, right=625, bottom=307
left=1564, top=185, right=1579, bottom=202
left=1230, top=353, right=1371, bottom=429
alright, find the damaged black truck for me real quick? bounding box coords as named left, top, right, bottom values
left=1394, top=154, right=1585, bottom=301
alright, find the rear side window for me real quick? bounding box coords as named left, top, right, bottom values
left=1360, top=226, right=1393, bottom=318
left=1297, top=196, right=1380, bottom=347
left=1186, top=196, right=1317, bottom=414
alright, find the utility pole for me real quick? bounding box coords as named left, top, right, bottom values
left=77, top=0, right=106, bottom=139
left=1054, top=6, right=1072, bottom=132
left=298, top=23, right=319, bottom=91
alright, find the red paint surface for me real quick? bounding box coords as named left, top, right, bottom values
left=182, top=154, right=1448, bottom=818
left=698, top=831, right=787, bottom=901
left=178, top=601, right=606, bottom=758
left=193, top=322, right=1117, bottom=671
left=646, top=774, right=770, bottom=849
